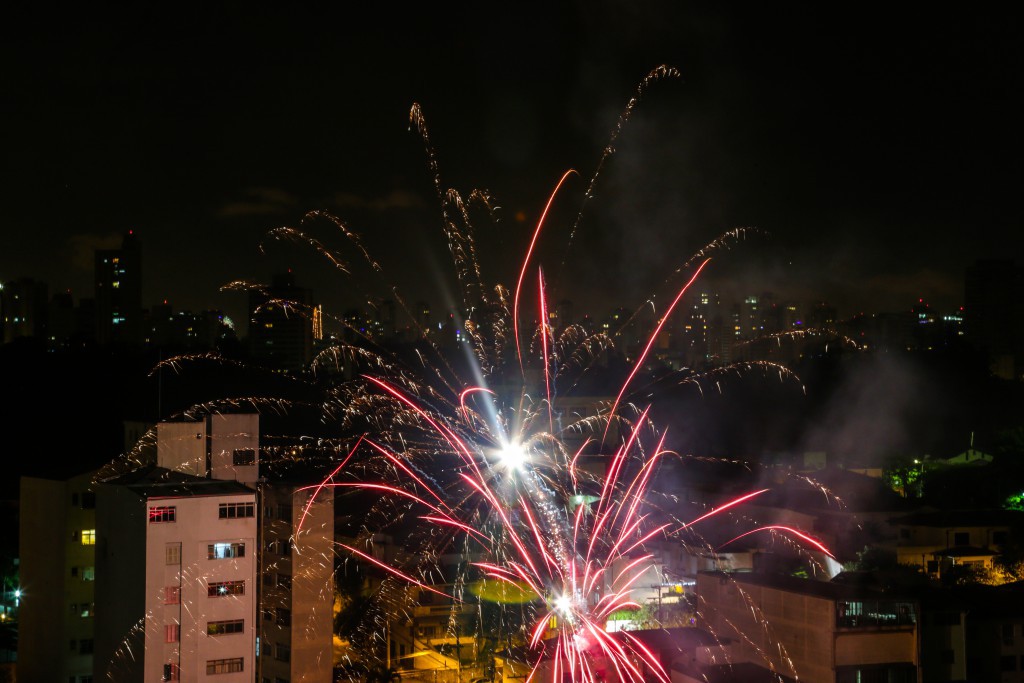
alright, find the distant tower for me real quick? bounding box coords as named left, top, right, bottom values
left=248, top=271, right=314, bottom=372
left=95, top=231, right=143, bottom=345
left=1, top=277, right=48, bottom=343
left=965, top=259, right=1024, bottom=379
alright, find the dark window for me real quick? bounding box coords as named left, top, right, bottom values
left=232, top=448, right=256, bottom=466
left=999, top=655, right=1016, bottom=671
left=207, top=619, right=245, bottom=635
left=206, top=658, right=244, bottom=674
left=275, top=644, right=291, bottom=663
left=276, top=608, right=291, bottom=626
left=79, top=638, right=94, bottom=654
left=218, top=502, right=255, bottom=519
left=81, top=491, right=96, bottom=509
left=953, top=532, right=969, bottom=546
left=277, top=573, right=291, bottom=589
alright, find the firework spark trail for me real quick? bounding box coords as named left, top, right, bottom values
left=114, top=68, right=852, bottom=683
left=719, top=525, right=836, bottom=558
left=513, top=169, right=577, bottom=372
left=601, top=257, right=712, bottom=443
left=537, top=267, right=554, bottom=433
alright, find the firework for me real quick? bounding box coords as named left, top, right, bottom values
left=122, top=66, right=840, bottom=683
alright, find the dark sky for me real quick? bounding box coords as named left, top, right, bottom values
left=2, top=4, right=1021, bottom=333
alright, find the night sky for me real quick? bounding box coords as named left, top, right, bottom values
left=2, top=4, right=1021, bottom=333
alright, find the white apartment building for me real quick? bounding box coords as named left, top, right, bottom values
left=92, top=413, right=333, bottom=683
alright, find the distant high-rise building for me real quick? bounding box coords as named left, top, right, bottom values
left=965, top=259, right=1024, bottom=379
left=1, top=277, right=48, bottom=343
left=248, top=272, right=314, bottom=371
left=95, top=230, right=143, bottom=345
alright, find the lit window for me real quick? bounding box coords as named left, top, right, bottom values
left=206, top=657, right=244, bottom=674
left=112, top=281, right=120, bottom=288
left=165, top=624, right=180, bottom=643
left=208, top=542, right=245, bottom=560
left=82, top=567, right=95, bottom=581
left=207, top=619, right=245, bottom=635
left=218, top=502, right=255, bottom=519
left=81, top=529, right=96, bottom=545
left=208, top=580, right=245, bottom=597
left=149, top=506, right=176, bottom=523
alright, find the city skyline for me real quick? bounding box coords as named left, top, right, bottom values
left=2, top=5, right=1021, bottom=328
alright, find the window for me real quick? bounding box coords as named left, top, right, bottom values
left=275, top=644, right=291, bottom=662
left=149, top=506, right=176, bottom=523
left=1003, top=623, right=1014, bottom=644
left=277, top=573, right=291, bottom=589
left=79, top=638, right=94, bottom=654
left=82, top=566, right=95, bottom=581
left=80, top=603, right=93, bottom=618
left=165, top=624, right=180, bottom=643
left=207, top=619, right=245, bottom=635
left=164, top=586, right=180, bottom=604
left=163, top=663, right=180, bottom=681
left=165, top=543, right=181, bottom=565
left=208, top=542, right=245, bottom=559
left=81, top=529, right=96, bottom=545
left=233, top=449, right=256, bottom=466
left=999, top=655, right=1016, bottom=671
left=206, top=658, right=244, bottom=674
left=276, top=608, right=291, bottom=626
left=208, top=580, right=245, bottom=597
left=71, top=567, right=78, bottom=578
left=264, top=572, right=275, bottom=586
left=218, top=502, right=255, bottom=519
left=953, top=531, right=969, bottom=546
left=71, top=530, right=79, bottom=542
left=82, top=491, right=96, bottom=509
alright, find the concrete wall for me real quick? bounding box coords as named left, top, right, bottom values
left=95, top=483, right=147, bottom=682
left=157, top=422, right=207, bottom=476
left=209, top=413, right=259, bottom=484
